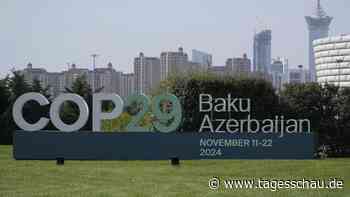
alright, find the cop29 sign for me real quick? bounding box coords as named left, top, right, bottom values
left=13, top=92, right=182, bottom=133
left=13, top=93, right=314, bottom=160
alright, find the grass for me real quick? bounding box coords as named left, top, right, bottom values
left=0, top=145, right=349, bottom=197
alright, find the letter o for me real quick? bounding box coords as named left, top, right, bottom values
left=50, top=94, right=89, bottom=132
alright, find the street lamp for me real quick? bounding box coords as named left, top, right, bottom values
left=335, top=58, right=345, bottom=140
left=336, top=59, right=344, bottom=87
left=91, top=54, right=99, bottom=93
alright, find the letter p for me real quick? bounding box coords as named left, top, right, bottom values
left=93, top=93, right=124, bottom=131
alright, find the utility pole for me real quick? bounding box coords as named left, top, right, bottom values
left=335, top=58, right=344, bottom=139
left=336, top=59, right=344, bottom=87
left=91, top=54, right=99, bottom=93
left=140, top=52, right=143, bottom=94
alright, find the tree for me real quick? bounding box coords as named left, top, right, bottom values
left=62, top=75, right=93, bottom=130
left=0, top=71, right=31, bottom=144
left=338, top=87, right=350, bottom=141
left=0, top=77, right=11, bottom=115
left=8, top=71, right=31, bottom=100
left=31, top=78, right=50, bottom=98
left=70, top=75, right=92, bottom=98
left=102, top=112, right=132, bottom=132
left=154, top=72, right=280, bottom=132
left=281, top=83, right=340, bottom=143
left=0, top=77, right=11, bottom=144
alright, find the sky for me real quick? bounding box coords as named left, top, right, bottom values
left=1, top=0, right=350, bottom=77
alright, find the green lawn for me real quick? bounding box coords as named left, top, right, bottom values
left=0, top=145, right=349, bottom=197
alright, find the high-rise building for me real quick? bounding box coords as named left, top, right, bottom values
left=225, top=53, right=251, bottom=75
left=191, top=49, right=212, bottom=69
left=121, top=73, right=135, bottom=99
left=187, top=61, right=203, bottom=72
left=253, top=30, right=272, bottom=73
left=314, top=34, right=350, bottom=87
left=305, top=0, right=333, bottom=82
left=60, top=64, right=90, bottom=93
left=134, top=52, right=161, bottom=94
left=287, top=67, right=310, bottom=84
left=160, top=47, right=189, bottom=80
left=208, top=66, right=226, bottom=76
left=270, top=58, right=285, bottom=91
left=21, top=63, right=49, bottom=88
left=20, top=63, right=125, bottom=98
left=93, top=62, right=123, bottom=94
left=47, top=72, right=62, bottom=98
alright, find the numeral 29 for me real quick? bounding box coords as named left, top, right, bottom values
left=125, top=93, right=182, bottom=133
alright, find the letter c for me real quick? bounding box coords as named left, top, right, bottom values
left=12, top=92, right=50, bottom=131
